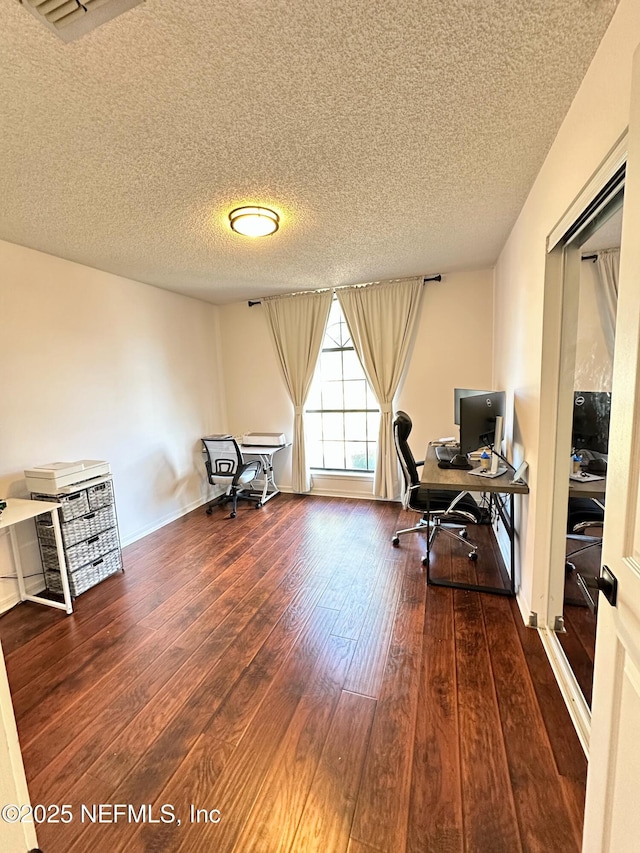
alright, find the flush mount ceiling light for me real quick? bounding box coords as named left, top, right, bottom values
left=229, top=206, right=279, bottom=237
left=20, top=0, right=144, bottom=43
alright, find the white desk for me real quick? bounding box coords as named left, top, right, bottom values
left=239, top=443, right=291, bottom=506
left=0, top=499, right=73, bottom=614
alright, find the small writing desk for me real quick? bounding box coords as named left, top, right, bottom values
left=420, top=445, right=529, bottom=596
left=239, top=443, right=291, bottom=506
left=0, top=498, right=73, bottom=614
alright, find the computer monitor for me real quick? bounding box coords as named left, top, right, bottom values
left=571, top=391, right=611, bottom=454
left=454, top=388, right=492, bottom=425
left=459, top=391, right=506, bottom=457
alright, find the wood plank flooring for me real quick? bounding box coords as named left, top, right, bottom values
left=0, top=495, right=587, bottom=853
left=561, top=536, right=600, bottom=706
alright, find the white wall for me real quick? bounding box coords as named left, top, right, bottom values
left=396, top=269, right=495, bottom=454
left=218, top=268, right=495, bottom=497
left=0, top=240, right=226, bottom=613
left=493, top=0, right=640, bottom=619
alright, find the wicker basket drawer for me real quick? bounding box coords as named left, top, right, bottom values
left=36, top=504, right=117, bottom=549
left=45, top=549, right=122, bottom=597
left=41, top=526, right=120, bottom=572
left=32, top=490, right=90, bottom=521
left=87, top=479, right=113, bottom=510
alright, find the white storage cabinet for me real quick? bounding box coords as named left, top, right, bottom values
left=31, top=478, right=123, bottom=597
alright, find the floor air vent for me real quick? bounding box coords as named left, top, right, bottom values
left=20, top=0, right=144, bottom=42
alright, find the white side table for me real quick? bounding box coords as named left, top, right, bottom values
left=0, top=498, right=73, bottom=615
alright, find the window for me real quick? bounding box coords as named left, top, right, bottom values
left=305, top=300, right=380, bottom=471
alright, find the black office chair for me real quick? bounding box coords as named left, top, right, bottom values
left=565, top=497, right=605, bottom=573
left=202, top=436, right=262, bottom=518
left=391, top=411, right=483, bottom=563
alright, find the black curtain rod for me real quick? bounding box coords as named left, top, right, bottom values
left=247, top=274, right=442, bottom=306
left=581, top=254, right=598, bottom=262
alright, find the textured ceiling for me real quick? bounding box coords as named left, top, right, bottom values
left=0, top=0, right=618, bottom=304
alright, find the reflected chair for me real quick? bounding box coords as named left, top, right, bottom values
left=565, top=497, right=605, bottom=573
left=202, top=436, right=262, bottom=518
left=391, top=411, right=483, bottom=563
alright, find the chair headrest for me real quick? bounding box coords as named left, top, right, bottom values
left=394, top=411, right=412, bottom=441
left=393, top=411, right=418, bottom=487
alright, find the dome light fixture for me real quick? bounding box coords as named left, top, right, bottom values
left=229, top=206, right=279, bottom=237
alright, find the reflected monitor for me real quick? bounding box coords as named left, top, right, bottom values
left=572, top=391, right=611, bottom=455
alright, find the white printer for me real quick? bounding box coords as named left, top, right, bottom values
left=241, top=432, right=286, bottom=447
left=24, top=460, right=111, bottom=495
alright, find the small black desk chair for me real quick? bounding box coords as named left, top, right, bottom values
left=565, top=496, right=605, bottom=573
left=202, top=436, right=262, bottom=518
left=391, top=411, right=482, bottom=562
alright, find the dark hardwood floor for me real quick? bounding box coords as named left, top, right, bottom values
left=0, top=495, right=587, bottom=852
left=561, top=535, right=600, bottom=707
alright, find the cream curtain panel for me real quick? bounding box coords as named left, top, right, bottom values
left=262, top=290, right=332, bottom=493
left=594, top=248, right=620, bottom=359
left=337, top=277, right=424, bottom=500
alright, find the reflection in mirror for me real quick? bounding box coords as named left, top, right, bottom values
left=558, top=205, right=622, bottom=708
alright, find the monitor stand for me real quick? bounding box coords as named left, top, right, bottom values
left=468, top=416, right=508, bottom=478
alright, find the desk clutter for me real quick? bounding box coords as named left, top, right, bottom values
left=24, top=460, right=123, bottom=598
left=570, top=449, right=607, bottom=482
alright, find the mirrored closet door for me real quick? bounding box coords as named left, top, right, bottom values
left=557, top=203, right=622, bottom=708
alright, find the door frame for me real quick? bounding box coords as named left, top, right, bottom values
left=0, top=640, right=39, bottom=851
left=535, top=132, right=628, bottom=756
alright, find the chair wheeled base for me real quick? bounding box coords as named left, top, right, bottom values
left=565, top=532, right=602, bottom=573
left=392, top=514, right=479, bottom=563
left=205, top=487, right=262, bottom=518
left=391, top=411, right=484, bottom=566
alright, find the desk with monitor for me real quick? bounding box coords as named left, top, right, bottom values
left=567, top=390, right=609, bottom=529
left=421, top=445, right=529, bottom=596
left=421, top=387, right=609, bottom=597
left=565, top=391, right=609, bottom=581
left=435, top=389, right=508, bottom=477
left=420, top=388, right=529, bottom=596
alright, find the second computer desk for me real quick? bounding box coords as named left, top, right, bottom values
left=420, top=444, right=529, bottom=596
left=239, top=442, right=291, bottom=506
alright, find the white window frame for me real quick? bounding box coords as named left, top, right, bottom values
left=305, top=299, right=380, bottom=473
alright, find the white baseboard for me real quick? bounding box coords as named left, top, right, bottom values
left=309, top=487, right=386, bottom=500
left=490, top=474, right=582, bottom=731
left=538, top=626, right=591, bottom=757
left=515, top=591, right=538, bottom=628
left=280, top=471, right=389, bottom=501
left=492, top=504, right=539, bottom=630
left=0, top=494, right=217, bottom=615
left=493, top=513, right=511, bottom=578
left=0, top=574, right=46, bottom=616
left=120, top=493, right=219, bottom=547
left=280, top=486, right=389, bottom=501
